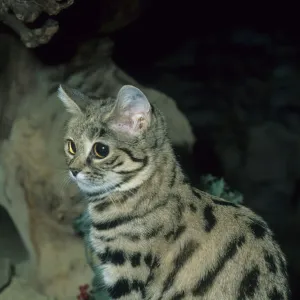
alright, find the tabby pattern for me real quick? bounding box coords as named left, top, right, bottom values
left=59, top=84, right=290, bottom=300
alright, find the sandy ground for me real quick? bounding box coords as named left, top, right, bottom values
left=0, top=277, right=54, bottom=300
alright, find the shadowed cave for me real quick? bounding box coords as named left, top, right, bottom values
left=0, top=206, right=28, bottom=264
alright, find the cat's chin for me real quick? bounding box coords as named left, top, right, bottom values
left=70, top=172, right=121, bottom=196
left=76, top=180, right=98, bottom=192
left=69, top=172, right=97, bottom=190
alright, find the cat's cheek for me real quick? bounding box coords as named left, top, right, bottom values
left=76, top=173, right=85, bottom=181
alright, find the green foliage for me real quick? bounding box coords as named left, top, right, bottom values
left=199, top=174, right=244, bottom=204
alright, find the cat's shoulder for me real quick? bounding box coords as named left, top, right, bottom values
left=190, top=188, right=271, bottom=236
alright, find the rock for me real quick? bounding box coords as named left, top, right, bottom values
left=97, top=0, right=141, bottom=34
left=0, top=0, right=143, bottom=48
left=0, top=258, right=12, bottom=292
left=0, top=277, right=54, bottom=300
left=0, top=35, right=195, bottom=299
left=0, top=0, right=73, bottom=48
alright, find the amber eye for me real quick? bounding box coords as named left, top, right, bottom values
left=67, top=140, right=76, bottom=155
left=93, top=142, right=109, bottom=159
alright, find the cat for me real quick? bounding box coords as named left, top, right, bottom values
left=58, top=84, right=290, bottom=300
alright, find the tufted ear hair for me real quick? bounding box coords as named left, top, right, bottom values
left=109, top=85, right=151, bottom=136
left=57, top=84, right=90, bottom=115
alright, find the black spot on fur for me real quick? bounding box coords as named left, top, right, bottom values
left=114, top=148, right=148, bottom=175
left=173, top=225, right=186, bottom=240
left=115, top=155, right=148, bottom=174
left=118, top=147, right=146, bottom=163
left=268, top=287, right=284, bottom=300
left=108, top=278, right=130, bottom=299
left=192, top=189, right=202, bottom=199
left=132, top=280, right=146, bottom=298
left=146, top=225, right=163, bottom=239
left=122, top=187, right=139, bottom=200
left=264, top=251, right=277, bottom=274
left=93, top=197, right=169, bottom=230
left=171, top=291, right=185, bottom=300
left=130, top=253, right=141, bottom=267
left=193, top=235, right=246, bottom=296
left=144, top=253, right=153, bottom=268
left=249, top=219, right=267, bottom=239
left=94, top=201, right=111, bottom=212
left=164, top=225, right=186, bottom=242
left=238, top=266, right=260, bottom=299
left=189, top=203, right=197, bottom=212
left=152, top=255, right=160, bottom=269
left=146, top=272, right=154, bottom=284
left=165, top=230, right=173, bottom=241
left=203, top=205, right=217, bottom=232
left=145, top=256, right=160, bottom=286
left=160, top=240, right=199, bottom=299
left=212, top=198, right=239, bottom=208
left=98, top=248, right=126, bottom=265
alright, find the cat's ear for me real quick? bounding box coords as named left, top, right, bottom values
left=110, top=85, right=151, bottom=135
left=57, top=85, right=89, bottom=115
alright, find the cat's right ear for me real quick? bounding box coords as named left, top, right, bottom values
left=58, top=85, right=88, bottom=115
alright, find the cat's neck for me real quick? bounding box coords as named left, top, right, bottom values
left=87, top=144, right=189, bottom=216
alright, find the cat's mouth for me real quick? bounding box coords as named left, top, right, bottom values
left=75, top=176, right=119, bottom=197
left=75, top=177, right=102, bottom=194
left=69, top=170, right=121, bottom=196
left=69, top=171, right=94, bottom=187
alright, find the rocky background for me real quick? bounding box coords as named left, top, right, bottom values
left=0, top=0, right=299, bottom=299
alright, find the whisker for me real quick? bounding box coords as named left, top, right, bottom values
left=56, top=173, right=73, bottom=196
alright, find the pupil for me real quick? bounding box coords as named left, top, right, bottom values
left=95, top=143, right=109, bottom=157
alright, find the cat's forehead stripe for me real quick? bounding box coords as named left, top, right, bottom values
left=87, top=126, right=106, bottom=139
left=83, top=136, right=94, bottom=157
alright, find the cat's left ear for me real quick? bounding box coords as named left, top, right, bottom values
left=57, top=85, right=89, bottom=115
left=110, top=85, right=151, bottom=135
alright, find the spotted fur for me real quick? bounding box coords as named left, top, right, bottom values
left=59, top=84, right=290, bottom=300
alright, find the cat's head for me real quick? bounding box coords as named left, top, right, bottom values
left=58, top=85, right=167, bottom=196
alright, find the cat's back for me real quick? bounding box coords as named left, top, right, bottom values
left=175, top=187, right=290, bottom=299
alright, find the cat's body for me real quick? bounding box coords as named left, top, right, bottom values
left=59, top=85, right=289, bottom=300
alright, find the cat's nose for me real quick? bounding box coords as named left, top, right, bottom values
left=70, top=168, right=79, bottom=177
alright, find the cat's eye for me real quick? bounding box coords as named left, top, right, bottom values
left=93, top=142, right=109, bottom=159
left=67, top=140, right=76, bottom=155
